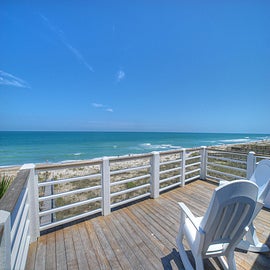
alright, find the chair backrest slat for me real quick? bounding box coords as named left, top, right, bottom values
left=199, top=181, right=258, bottom=255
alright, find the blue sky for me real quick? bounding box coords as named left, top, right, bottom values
left=0, top=1, right=269, bottom=133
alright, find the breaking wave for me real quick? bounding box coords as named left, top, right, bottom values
left=218, top=138, right=252, bottom=144
left=139, top=143, right=182, bottom=151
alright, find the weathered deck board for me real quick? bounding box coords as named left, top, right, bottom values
left=55, top=229, right=67, bottom=270
left=26, top=180, right=270, bottom=269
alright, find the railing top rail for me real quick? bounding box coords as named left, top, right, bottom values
left=186, top=147, right=203, bottom=152
left=159, top=149, right=183, bottom=155
left=109, top=153, right=152, bottom=162
left=159, top=147, right=203, bottom=156
left=36, top=153, right=153, bottom=171
left=254, top=153, right=270, bottom=158
left=32, top=147, right=209, bottom=171
left=0, top=169, right=30, bottom=213
left=35, top=159, right=103, bottom=171
left=206, top=147, right=249, bottom=156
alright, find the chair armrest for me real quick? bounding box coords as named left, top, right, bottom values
left=219, top=180, right=229, bottom=186
left=178, top=202, right=200, bottom=231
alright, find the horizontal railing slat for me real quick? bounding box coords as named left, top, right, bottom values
left=39, top=185, right=101, bottom=202
left=160, top=181, right=181, bottom=192
left=160, top=158, right=182, bottom=166
left=110, top=183, right=150, bottom=198
left=39, top=208, right=102, bottom=231
left=207, top=162, right=246, bottom=173
left=186, top=155, right=200, bottom=162
left=110, top=174, right=151, bottom=187
left=110, top=192, right=151, bottom=208
left=185, top=168, right=200, bottom=175
left=207, top=169, right=245, bottom=179
left=36, top=159, right=102, bottom=171
left=38, top=173, right=101, bottom=187
left=160, top=166, right=181, bottom=175
left=39, top=197, right=102, bottom=217
left=110, top=164, right=150, bottom=176
left=185, top=174, right=200, bottom=183
left=185, top=162, right=201, bottom=168
left=207, top=155, right=247, bottom=165
left=160, top=174, right=181, bottom=184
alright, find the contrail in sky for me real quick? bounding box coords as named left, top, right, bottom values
left=0, top=70, right=30, bottom=88
left=40, top=14, right=94, bottom=73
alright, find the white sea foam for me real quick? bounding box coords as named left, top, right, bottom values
left=219, top=138, right=251, bottom=143
left=73, top=152, right=82, bottom=156
left=60, top=159, right=82, bottom=164
left=139, top=143, right=182, bottom=150
left=203, top=140, right=217, bottom=144
left=141, top=143, right=152, bottom=147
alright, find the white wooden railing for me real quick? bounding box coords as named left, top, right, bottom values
left=36, top=148, right=203, bottom=231
left=0, top=146, right=269, bottom=270
left=0, top=165, right=39, bottom=270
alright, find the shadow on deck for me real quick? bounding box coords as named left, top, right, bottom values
left=26, top=180, right=270, bottom=270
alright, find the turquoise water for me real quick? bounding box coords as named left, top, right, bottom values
left=0, top=131, right=269, bottom=166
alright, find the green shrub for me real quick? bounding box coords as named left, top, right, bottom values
left=0, top=175, right=11, bottom=199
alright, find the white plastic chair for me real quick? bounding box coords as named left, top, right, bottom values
left=237, top=159, right=270, bottom=252
left=176, top=180, right=258, bottom=270
left=250, top=159, right=270, bottom=208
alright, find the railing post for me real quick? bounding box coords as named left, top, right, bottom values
left=246, top=151, right=256, bottom=179
left=21, top=164, right=40, bottom=242
left=181, top=149, right=186, bottom=187
left=102, top=157, right=111, bottom=216
left=150, top=151, right=160, bottom=199
left=200, top=146, right=207, bottom=180
left=0, top=210, right=11, bottom=270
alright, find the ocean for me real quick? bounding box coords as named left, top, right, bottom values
left=0, top=131, right=269, bottom=166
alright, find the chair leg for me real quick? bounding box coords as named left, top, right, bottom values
left=237, top=223, right=270, bottom=252
left=217, top=256, right=229, bottom=270
left=217, top=253, right=237, bottom=270
left=195, top=256, right=204, bottom=270
left=226, top=252, right=237, bottom=270
left=176, top=228, right=195, bottom=270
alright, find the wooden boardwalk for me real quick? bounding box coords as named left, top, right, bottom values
left=26, top=180, right=270, bottom=269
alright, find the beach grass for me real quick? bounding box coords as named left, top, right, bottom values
left=0, top=175, right=12, bottom=199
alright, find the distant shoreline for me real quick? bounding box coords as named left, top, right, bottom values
left=209, top=139, right=270, bottom=155
left=1, top=139, right=270, bottom=168
left=1, top=131, right=269, bottom=167
left=1, top=139, right=270, bottom=178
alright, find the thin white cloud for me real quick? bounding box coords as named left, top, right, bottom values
left=0, top=70, right=30, bottom=88
left=40, top=14, right=94, bottom=73
left=92, top=102, right=113, bottom=112
left=92, top=103, right=104, bottom=108
left=116, top=70, right=125, bottom=82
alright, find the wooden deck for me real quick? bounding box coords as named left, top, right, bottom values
left=26, top=180, right=270, bottom=270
